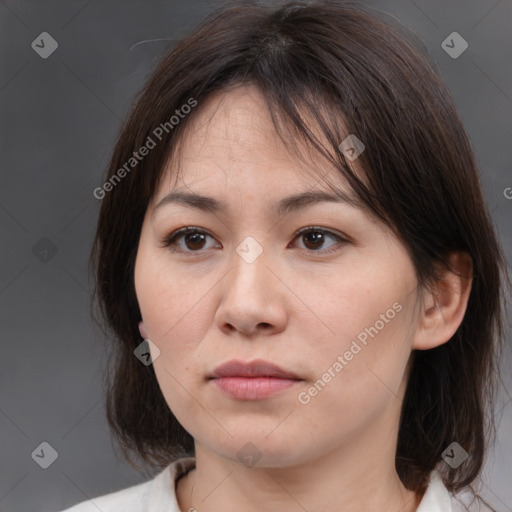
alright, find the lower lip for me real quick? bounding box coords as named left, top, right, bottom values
left=212, top=377, right=300, bottom=400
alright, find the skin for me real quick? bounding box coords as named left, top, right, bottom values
left=134, top=84, right=472, bottom=512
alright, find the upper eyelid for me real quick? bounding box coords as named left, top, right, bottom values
left=294, top=226, right=347, bottom=239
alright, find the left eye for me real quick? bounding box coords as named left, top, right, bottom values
left=162, top=226, right=346, bottom=254
left=291, top=227, right=346, bottom=254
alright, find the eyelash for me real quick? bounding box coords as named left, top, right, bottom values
left=161, top=226, right=348, bottom=256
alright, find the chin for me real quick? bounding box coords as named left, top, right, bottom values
left=205, top=433, right=315, bottom=469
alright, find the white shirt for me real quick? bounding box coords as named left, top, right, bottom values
left=59, top=457, right=476, bottom=512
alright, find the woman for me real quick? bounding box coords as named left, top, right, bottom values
left=62, top=1, right=509, bottom=511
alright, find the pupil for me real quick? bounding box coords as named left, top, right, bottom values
left=187, top=233, right=205, bottom=249
left=305, top=232, right=323, bottom=249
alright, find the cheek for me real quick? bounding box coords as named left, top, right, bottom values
left=135, top=259, right=210, bottom=432
left=297, top=255, right=417, bottom=401
left=135, top=245, right=212, bottom=345
left=293, top=299, right=414, bottom=443
left=134, top=248, right=216, bottom=423
left=317, top=270, right=413, bottom=352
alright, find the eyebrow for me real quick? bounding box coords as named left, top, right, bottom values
left=153, top=189, right=361, bottom=218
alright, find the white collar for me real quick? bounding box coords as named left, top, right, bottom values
left=416, top=469, right=453, bottom=512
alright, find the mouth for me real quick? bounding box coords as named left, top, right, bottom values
left=208, top=359, right=303, bottom=400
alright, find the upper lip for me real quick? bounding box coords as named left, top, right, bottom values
left=210, top=359, right=302, bottom=380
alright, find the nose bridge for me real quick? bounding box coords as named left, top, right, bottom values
left=228, top=235, right=268, bottom=296
left=214, top=235, right=286, bottom=335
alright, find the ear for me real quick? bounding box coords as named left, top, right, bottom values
left=139, top=320, right=148, bottom=339
left=413, top=251, right=473, bottom=350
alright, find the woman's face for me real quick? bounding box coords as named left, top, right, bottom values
left=134, top=84, right=424, bottom=468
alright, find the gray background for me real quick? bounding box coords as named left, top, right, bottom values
left=0, top=1, right=511, bottom=511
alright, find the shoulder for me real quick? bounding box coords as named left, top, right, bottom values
left=58, top=478, right=152, bottom=512
left=58, top=458, right=196, bottom=512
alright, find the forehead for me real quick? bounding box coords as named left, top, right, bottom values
left=155, top=84, right=356, bottom=203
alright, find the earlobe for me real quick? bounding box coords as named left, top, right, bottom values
left=139, top=320, right=148, bottom=339
left=413, top=251, right=473, bottom=351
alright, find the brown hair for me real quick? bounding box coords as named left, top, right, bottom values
left=90, top=0, right=509, bottom=506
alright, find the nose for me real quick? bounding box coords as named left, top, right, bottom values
left=214, top=244, right=288, bottom=338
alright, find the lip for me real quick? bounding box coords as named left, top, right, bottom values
left=209, top=359, right=303, bottom=400
left=210, top=359, right=300, bottom=379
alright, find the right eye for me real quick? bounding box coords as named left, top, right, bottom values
left=162, top=226, right=221, bottom=253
